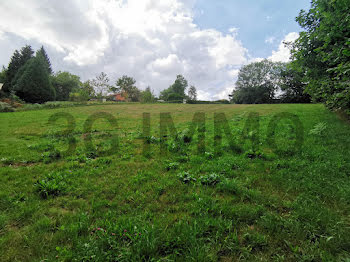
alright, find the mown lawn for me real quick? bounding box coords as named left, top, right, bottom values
left=0, top=103, right=349, bottom=261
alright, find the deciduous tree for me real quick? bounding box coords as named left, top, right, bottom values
left=115, top=75, right=141, bottom=102
left=188, top=85, right=197, bottom=101
left=51, top=71, right=81, bottom=101
left=292, top=0, right=350, bottom=112
left=230, top=59, right=281, bottom=104
left=92, top=72, right=111, bottom=98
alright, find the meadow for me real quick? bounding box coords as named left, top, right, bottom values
left=0, top=103, right=349, bottom=261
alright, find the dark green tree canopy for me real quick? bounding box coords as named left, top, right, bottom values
left=231, top=59, right=281, bottom=104
left=171, top=75, right=188, bottom=97
left=3, top=45, right=34, bottom=93
left=13, top=54, right=55, bottom=103
left=160, top=75, right=188, bottom=101
left=292, top=0, right=350, bottom=112
left=37, top=46, right=53, bottom=74
left=279, top=63, right=311, bottom=103
left=51, top=71, right=81, bottom=101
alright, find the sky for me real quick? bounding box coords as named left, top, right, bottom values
left=0, top=0, right=311, bottom=100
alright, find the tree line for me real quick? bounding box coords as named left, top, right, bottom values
left=2, top=0, right=347, bottom=111
left=0, top=45, right=199, bottom=104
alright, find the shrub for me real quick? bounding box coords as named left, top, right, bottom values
left=0, top=102, right=15, bottom=112
left=22, top=103, right=43, bottom=110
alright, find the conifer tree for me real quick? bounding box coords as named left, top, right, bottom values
left=37, top=46, right=53, bottom=74
left=14, top=54, right=55, bottom=103
left=3, top=45, right=34, bottom=93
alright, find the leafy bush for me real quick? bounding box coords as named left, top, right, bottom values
left=200, top=173, right=222, bottom=186
left=34, top=172, right=68, bottom=199
left=43, top=101, right=77, bottom=109
left=1, top=97, right=23, bottom=108
left=22, top=103, right=43, bottom=110
left=0, top=102, right=15, bottom=112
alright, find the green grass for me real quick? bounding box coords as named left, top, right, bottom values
left=0, top=103, right=349, bottom=261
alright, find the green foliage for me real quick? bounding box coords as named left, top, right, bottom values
left=34, top=172, right=68, bottom=199
left=279, top=63, right=311, bottom=103
left=166, top=161, right=180, bottom=171
left=172, top=74, right=188, bottom=96
left=81, top=80, right=96, bottom=98
left=51, top=71, right=81, bottom=101
left=231, top=59, right=282, bottom=104
left=91, top=72, right=111, bottom=97
left=115, top=75, right=141, bottom=102
left=0, top=102, right=15, bottom=112
left=36, top=46, right=53, bottom=74
left=141, top=86, right=156, bottom=103
left=309, top=122, right=327, bottom=136
left=200, top=173, right=222, bottom=186
left=292, top=0, right=350, bottom=113
left=69, top=91, right=89, bottom=102
left=160, top=75, right=188, bottom=101
left=13, top=54, right=56, bottom=103
left=177, top=171, right=197, bottom=184
left=3, top=45, right=34, bottom=93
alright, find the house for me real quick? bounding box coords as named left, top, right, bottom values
left=110, top=92, right=127, bottom=102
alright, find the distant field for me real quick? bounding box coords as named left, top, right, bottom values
left=0, top=103, right=349, bottom=261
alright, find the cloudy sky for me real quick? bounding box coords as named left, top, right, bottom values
left=0, top=0, right=310, bottom=100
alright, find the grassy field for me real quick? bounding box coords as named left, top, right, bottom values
left=0, top=103, right=349, bottom=261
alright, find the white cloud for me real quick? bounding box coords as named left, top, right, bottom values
left=0, top=0, right=249, bottom=100
left=268, top=32, right=299, bottom=62
left=265, top=36, right=276, bottom=44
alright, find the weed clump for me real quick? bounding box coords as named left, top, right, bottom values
left=177, top=171, right=196, bottom=184
left=200, top=173, right=222, bottom=186
left=35, top=172, right=68, bottom=199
